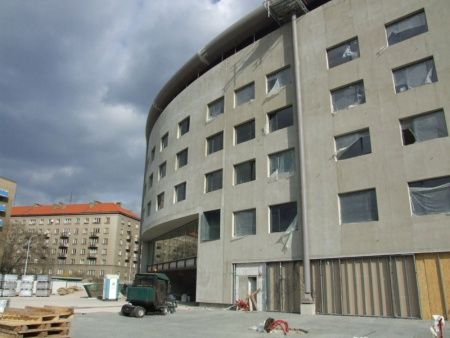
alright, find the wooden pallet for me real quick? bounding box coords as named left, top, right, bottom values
left=0, top=306, right=73, bottom=338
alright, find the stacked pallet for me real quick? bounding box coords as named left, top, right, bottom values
left=18, top=276, right=34, bottom=297
left=36, top=275, right=52, bottom=297
left=1, top=275, right=18, bottom=297
left=0, top=306, right=74, bottom=338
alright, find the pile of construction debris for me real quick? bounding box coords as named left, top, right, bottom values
left=57, top=286, right=84, bottom=296
left=0, top=305, right=74, bottom=337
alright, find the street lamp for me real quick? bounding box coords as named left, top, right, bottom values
left=23, top=235, right=38, bottom=276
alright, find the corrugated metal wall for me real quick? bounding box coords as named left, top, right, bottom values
left=312, top=256, right=420, bottom=318
left=266, top=255, right=429, bottom=318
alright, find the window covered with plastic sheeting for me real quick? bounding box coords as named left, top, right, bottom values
left=386, top=10, right=428, bottom=46
left=235, top=82, right=255, bottom=106
left=234, top=160, right=256, bottom=185
left=157, top=192, right=164, bottom=210
left=235, top=119, right=255, bottom=144
left=270, top=202, right=297, bottom=233
left=175, top=182, right=186, bottom=202
left=401, top=110, right=448, bottom=145
left=178, top=116, right=190, bottom=137
left=267, top=66, right=291, bottom=94
left=208, top=97, right=224, bottom=119
left=327, top=37, right=360, bottom=68
left=409, top=176, right=450, bottom=216
left=269, top=149, right=295, bottom=177
left=205, top=169, right=222, bottom=193
left=233, top=209, right=256, bottom=236
left=268, top=106, right=294, bottom=132
left=160, top=132, right=169, bottom=150
left=159, top=161, right=166, bottom=179
left=331, top=81, right=365, bottom=112
left=339, top=189, right=378, bottom=224
left=393, top=58, right=437, bottom=93
left=202, top=209, right=220, bottom=241
left=176, top=148, right=188, bottom=169
left=207, top=131, right=223, bottom=154
left=335, top=129, right=371, bottom=160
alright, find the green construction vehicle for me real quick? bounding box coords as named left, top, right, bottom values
left=121, top=273, right=177, bottom=318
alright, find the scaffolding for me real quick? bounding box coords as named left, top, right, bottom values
left=264, top=0, right=309, bottom=25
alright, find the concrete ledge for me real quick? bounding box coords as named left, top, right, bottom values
left=300, top=303, right=316, bottom=315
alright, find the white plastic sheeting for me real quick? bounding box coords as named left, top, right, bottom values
left=331, top=81, right=365, bottom=112
left=234, top=209, right=256, bottom=236
left=267, top=67, right=291, bottom=95
left=208, top=97, right=224, bottom=118
left=387, top=11, right=428, bottom=45
left=409, top=177, right=450, bottom=216
left=276, top=216, right=297, bottom=253
left=401, top=110, right=448, bottom=145
left=327, top=37, right=360, bottom=68
left=235, top=83, right=255, bottom=106
left=269, top=149, right=295, bottom=177
left=335, top=129, right=371, bottom=160
left=394, top=58, right=437, bottom=93
left=339, top=189, right=378, bottom=224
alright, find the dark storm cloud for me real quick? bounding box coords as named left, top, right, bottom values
left=0, top=0, right=261, bottom=213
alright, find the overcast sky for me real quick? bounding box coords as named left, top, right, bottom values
left=0, top=0, right=262, bottom=213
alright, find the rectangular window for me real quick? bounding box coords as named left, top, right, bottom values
left=401, top=110, right=448, bottom=145
left=267, top=66, right=291, bottom=94
left=269, top=149, right=295, bottom=176
left=327, top=37, right=360, bottom=68
left=175, top=182, right=186, bottom=202
left=149, top=174, right=153, bottom=189
left=146, top=201, right=151, bottom=217
left=178, top=117, right=190, bottom=137
left=335, top=129, right=372, bottom=160
left=151, top=146, right=156, bottom=162
left=234, top=209, right=256, bottom=237
left=205, top=169, right=223, bottom=193
left=339, top=189, right=379, bottom=224
left=268, top=106, right=294, bottom=132
left=235, top=160, right=256, bottom=185
left=207, top=132, right=223, bottom=155
left=393, top=58, right=437, bottom=93
left=208, top=97, right=224, bottom=119
left=159, top=162, right=166, bottom=179
left=386, top=10, right=428, bottom=46
left=408, top=176, right=450, bottom=216
left=202, top=209, right=220, bottom=241
left=160, top=133, right=169, bottom=151
left=331, top=81, right=366, bottom=112
left=235, top=119, right=255, bottom=144
left=270, top=202, right=297, bottom=233
left=176, top=148, right=188, bottom=169
left=235, top=83, right=255, bottom=106
left=157, top=193, right=164, bottom=210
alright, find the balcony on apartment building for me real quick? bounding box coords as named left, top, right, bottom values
left=57, top=251, right=67, bottom=259
left=89, top=232, right=99, bottom=238
left=0, top=205, right=6, bottom=213
left=58, top=240, right=69, bottom=248
left=60, top=231, right=70, bottom=238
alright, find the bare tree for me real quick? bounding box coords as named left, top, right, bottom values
left=0, top=223, right=52, bottom=275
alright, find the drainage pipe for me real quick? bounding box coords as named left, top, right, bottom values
left=291, top=13, right=313, bottom=304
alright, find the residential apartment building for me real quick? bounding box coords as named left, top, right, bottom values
left=141, top=0, right=450, bottom=319
left=11, top=202, right=140, bottom=281
left=0, top=177, right=17, bottom=231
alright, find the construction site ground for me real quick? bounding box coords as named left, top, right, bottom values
left=4, top=291, right=433, bottom=338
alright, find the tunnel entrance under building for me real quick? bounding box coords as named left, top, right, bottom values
left=147, top=220, right=198, bottom=302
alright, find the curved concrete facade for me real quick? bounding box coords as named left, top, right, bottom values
left=142, top=0, right=450, bottom=317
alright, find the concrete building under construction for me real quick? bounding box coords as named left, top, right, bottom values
left=140, top=0, right=450, bottom=318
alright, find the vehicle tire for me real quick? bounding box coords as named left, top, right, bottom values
left=169, top=307, right=175, bottom=314
left=133, top=306, right=145, bottom=318
left=121, top=304, right=132, bottom=316
left=161, top=307, right=168, bottom=316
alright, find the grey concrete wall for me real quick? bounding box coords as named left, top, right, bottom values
left=142, top=0, right=450, bottom=305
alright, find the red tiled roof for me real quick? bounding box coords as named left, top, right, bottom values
left=11, top=202, right=140, bottom=220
